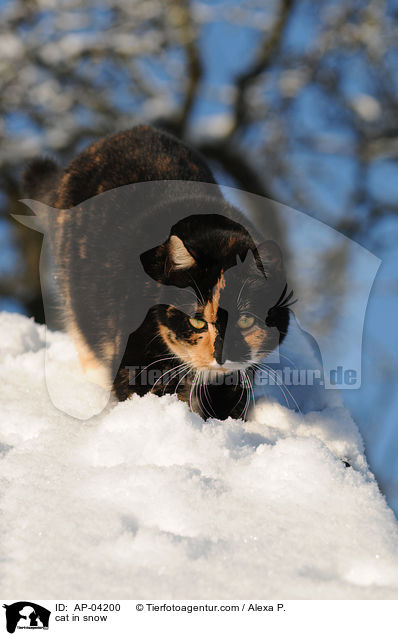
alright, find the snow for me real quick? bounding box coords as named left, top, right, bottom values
left=1, top=312, right=398, bottom=599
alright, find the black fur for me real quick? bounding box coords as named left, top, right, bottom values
left=23, top=157, right=59, bottom=201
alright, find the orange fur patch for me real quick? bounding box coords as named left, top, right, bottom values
left=55, top=173, right=72, bottom=209
left=159, top=323, right=217, bottom=369
left=244, top=327, right=267, bottom=356
left=203, top=273, right=225, bottom=323
left=69, top=320, right=111, bottom=389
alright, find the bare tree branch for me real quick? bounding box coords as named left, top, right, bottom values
left=173, top=0, right=203, bottom=136
left=228, top=0, right=295, bottom=137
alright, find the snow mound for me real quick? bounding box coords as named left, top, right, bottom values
left=1, top=312, right=398, bottom=599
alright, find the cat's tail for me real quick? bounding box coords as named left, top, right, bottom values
left=22, top=157, right=60, bottom=202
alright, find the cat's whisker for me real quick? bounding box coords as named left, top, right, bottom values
left=153, top=362, right=190, bottom=393
left=251, top=362, right=290, bottom=407
left=267, top=367, right=302, bottom=415
left=241, top=374, right=249, bottom=420
left=244, top=370, right=253, bottom=420
left=197, top=371, right=204, bottom=417
left=245, top=369, right=255, bottom=419
left=193, top=371, right=202, bottom=413
left=203, top=382, right=215, bottom=417
left=247, top=311, right=266, bottom=323
left=240, top=370, right=250, bottom=420
left=163, top=362, right=191, bottom=389
left=196, top=372, right=207, bottom=419
left=236, top=277, right=250, bottom=305
left=232, top=370, right=246, bottom=420
left=253, top=363, right=289, bottom=406
left=252, top=362, right=302, bottom=415
left=189, top=370, right=199, bottom=413
left=174, top=365, right=193, bottom=395
left=145, top=332, right=166, bottom=348
left=162, top=367, right=191, bottom=395
left=237, top=370, right=246, bottom=418
left=188, top=275, right=205, bottom=305
left=133, top=355, right=180, bottom=382
left=257, top=349, right=299, bottom=369
left=167, top=302, right=198, bottom=313
left=199, top=371, right=217, bottom=419
left=176, top=287, right=199, bottom=303
left=196, top=371, right=208, bottom=419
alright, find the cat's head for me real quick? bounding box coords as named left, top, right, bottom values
left=141, top=214, right=291, bottom=373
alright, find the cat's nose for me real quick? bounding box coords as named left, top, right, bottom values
left=221, top=339, right=247, bottom=363
left=214, top=332, right=248, bottom=365
left=214, top=308, right=228, bottom=365
left=214, top=334, right=225, bottom=365
left=214, top=309, right=249, bottom=364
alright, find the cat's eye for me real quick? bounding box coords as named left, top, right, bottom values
left=237, top=315, right=255, bottom=330
left=189, top=317, right=207, bottom=330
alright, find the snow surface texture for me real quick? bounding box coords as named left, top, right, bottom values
left=1, top=312, right=398, bottom=599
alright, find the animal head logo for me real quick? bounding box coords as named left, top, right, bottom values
left=3, top=602, right=51, bottom=633
left=12, top=181, right=380, bottom=419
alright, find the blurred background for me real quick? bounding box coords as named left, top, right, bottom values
left=0, top=0, right=397, bottom=514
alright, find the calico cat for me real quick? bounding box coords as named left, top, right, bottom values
left=23, top=125, right=292, bottom=420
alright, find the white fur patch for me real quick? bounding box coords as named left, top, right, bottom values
left=169, top=235, right=195, bottom=269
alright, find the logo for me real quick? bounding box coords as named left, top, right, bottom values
left=2, top=603, right=50, bottom=633
left=13, top=181, right=381, bottom=418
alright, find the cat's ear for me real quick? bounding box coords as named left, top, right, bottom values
left=168, top=235, right=195, bottom=270
left=12, top=199, right=57, bottom=233
left=256, top=240, right=284, bottom=275
left=140, top=235, right=195, bottom=283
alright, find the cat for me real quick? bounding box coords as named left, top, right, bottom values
left=23, top=125, right=293, bottom=420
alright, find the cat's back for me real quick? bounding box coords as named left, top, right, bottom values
left=23, top=125, right=224, bottom=301
left=21, top=126, right=259, bottom=388
left=42, top=125, right=217, bottom=209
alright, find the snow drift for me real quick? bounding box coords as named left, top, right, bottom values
left=1, top=312, right=398, bottom=599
